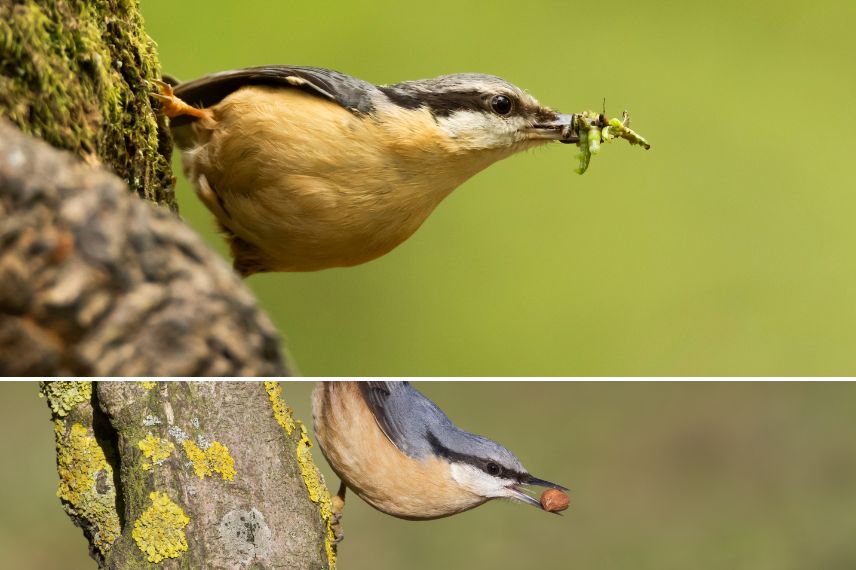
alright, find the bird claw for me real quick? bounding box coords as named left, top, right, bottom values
left=147, top=78, right=175, bottom=105
left=330, top=482, right=347, bottom=544
left=147, top=78, right=208, bottom=120
left=330, top=513, right=345, bottom=544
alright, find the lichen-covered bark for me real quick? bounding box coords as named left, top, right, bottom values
left=2, top=1, right=335, bottom=565
left=0, top=120, right=286, bottom=375
left=44, top=381, right=337, bottom=570
left=0, top=0, right=175, bottom=209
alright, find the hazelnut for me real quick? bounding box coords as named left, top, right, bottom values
left=540, top=488, right=569, bottom=512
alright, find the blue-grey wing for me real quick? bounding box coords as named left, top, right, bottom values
left=358, top=381, right=455, bottom=458
left=359, top=381, right=411, bottom=451
left=170, top=65, right=378, bottom=123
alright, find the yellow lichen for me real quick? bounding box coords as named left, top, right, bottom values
left=141, top=381, right=157, bottom=390
left=54, top=421, right=120, bottom=556
left=41, top=381, right=92, bottom=417
left=264, top=381, right=295, bottom=435
left=297, top=422, right=337, bottom=567
left=182, top=440, right=207, bottom=477
left=181, top=440, right=236, bottom=481
left=204, top=442, right=236, bottom=481
left=132, top=491, right=190, bottom=564
left=138, top=434, right=175, bottom=471
left=265, top=382, right=336, bottom=568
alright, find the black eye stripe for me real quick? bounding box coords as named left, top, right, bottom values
left=482, top=461, right=516, bottom=479
left=426, top=431, right=525, bottom=480
left=381, top=87, right=524, bottom=118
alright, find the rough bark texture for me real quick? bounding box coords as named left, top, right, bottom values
left=0, top=1, right=335, bottom=566
left=0, top=0, right=175, bottom=208
left=0, top=120, right=286, bottom=375
left=43, top=381, right=337, bottom=570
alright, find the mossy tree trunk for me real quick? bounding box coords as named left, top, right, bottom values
left=0, top=1, right=334, bottom=567
left=0, top=0, right=175, bottom=208
left=44, top=381, right=337, bottom=569
left=1, top=1, right=288, bottom=378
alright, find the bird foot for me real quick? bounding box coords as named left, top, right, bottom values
left=330, top=482, right=347, bottom=544
left=147, top=79, right=210, bottom=120
left=331, top=515, right=345, bottom=544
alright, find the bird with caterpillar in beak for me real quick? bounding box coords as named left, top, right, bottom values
left=152, top=66, right=581, bottom=276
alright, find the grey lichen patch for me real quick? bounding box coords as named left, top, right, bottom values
left=168, top=425, right=189, bottom=443
left=143, top=414, right=162, bottom=426
left=196, top=433, right=211, bottom=450
left=219, top=508, right=272, bottom=566
left=0, top=0, right=175, bottom=208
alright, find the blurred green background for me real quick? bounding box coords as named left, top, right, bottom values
left=141, top=0, right=855, bottom=376
left=3, top=382, right=856, bottom=569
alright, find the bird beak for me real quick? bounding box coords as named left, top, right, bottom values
left=526, top=113, right=579, bottom=144
left=506, top=474, right=569, bottom=509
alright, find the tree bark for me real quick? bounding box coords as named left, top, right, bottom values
left=0, top=120, right=286, bottom=376
left=0, top=0, right=335, bottom=566
left=0, top=0, right=289, bottom=376
left=44, top=381, right=337, bottom=569
left=0, top=0, right=175, bottom=208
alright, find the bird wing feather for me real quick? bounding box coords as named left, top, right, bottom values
left=358, top=381, right=415, bottom=453
left=358, top=382, right=460, bottom=459
left=170, top=65, right=377, bottom=120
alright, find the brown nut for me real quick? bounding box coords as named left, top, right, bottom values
left=540, top=488, right=569, bottom=512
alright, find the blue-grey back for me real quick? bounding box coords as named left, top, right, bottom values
left=359, top=382, right=526, bottom=474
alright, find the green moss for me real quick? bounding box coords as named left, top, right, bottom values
left=0, top=0, right=175, bottom=208
left=55, top=421, right=121, bottom=556
left=132, top=491, right=190, bottom=564
left=265, top=382, right=336, bottom=569
left=41, top=381, right=92, bottom=417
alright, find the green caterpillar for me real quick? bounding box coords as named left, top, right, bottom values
left=574, top=111, right=650, bottom=175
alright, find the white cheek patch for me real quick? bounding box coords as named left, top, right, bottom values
left=449, top=463, right=510, bottom=498
left=437, top=111, right=522, bottom=150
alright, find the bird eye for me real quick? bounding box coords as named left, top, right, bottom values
left=490, top=95, right=513, bottom=116
left=486, top=462, right=501, bottom=476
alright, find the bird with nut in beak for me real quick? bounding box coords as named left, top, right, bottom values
left=312, top=381, right=567, bottom=538
left=152, top=66, right=581, bottom=275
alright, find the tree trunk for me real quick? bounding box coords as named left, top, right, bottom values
left=0, top=0, right=175, bottom=208
left=0, top=1, right=334, bottom=566
left=0, top=120, right=286, bottom=376
left=44, top=381, right=337, bottom=569
left=0, top=0, right=289, bottom=377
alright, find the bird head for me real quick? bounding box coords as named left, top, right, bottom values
left=379, top=73, right=575, bottom=156
left=426, top=429, right=568, bottom=510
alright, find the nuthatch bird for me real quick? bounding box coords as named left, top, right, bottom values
left=312, top=381, right=567, bottom=524
left=152, top=66, right=581, bottom=276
